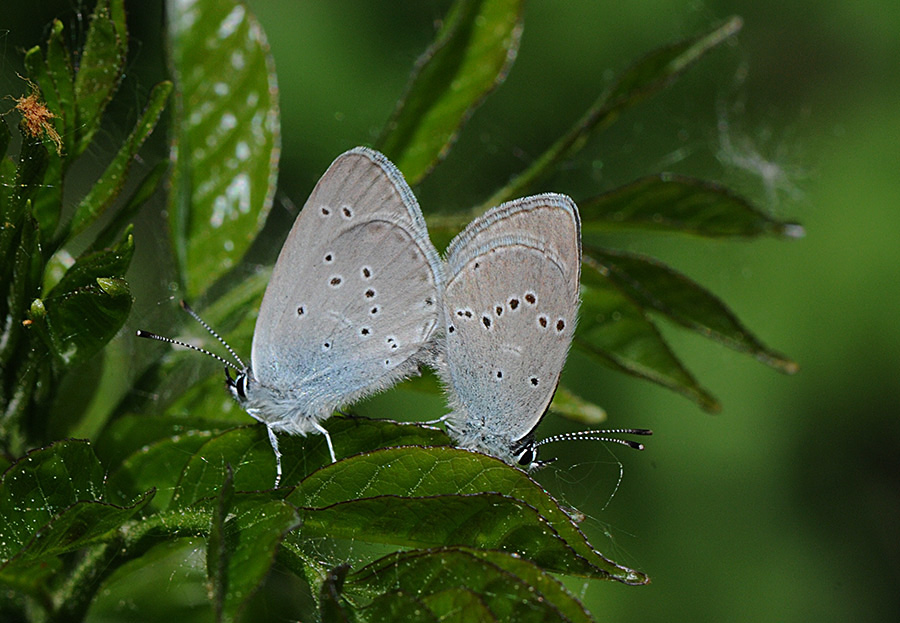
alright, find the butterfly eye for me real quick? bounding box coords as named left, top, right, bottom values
left=515, top=444, right=536, bottom=467
left=225, top=368, right=248, bottom=400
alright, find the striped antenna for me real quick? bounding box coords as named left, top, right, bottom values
left=135, top=300, right=245, bottom=372
left=536, top=428, right=652, bottom=451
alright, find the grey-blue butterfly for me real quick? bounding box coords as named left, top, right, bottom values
left=138, top=147, right=444, bottom=485
left=435, top=194, right=650, bottom=468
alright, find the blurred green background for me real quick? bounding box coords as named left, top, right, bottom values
left=3, top=0, right=898, bottom=621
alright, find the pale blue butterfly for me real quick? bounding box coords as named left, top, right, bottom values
left=139, top=147, right=444, bottom=485
left=435, top=194, right=650, bottom=468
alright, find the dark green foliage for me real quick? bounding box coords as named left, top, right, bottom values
left=0, top=0, right=170, bottom=456
left=0, top=0, right=800, bottom=621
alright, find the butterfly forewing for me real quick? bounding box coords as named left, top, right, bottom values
left=251, top=148, right=443, bottom=410
left=441, top=194, right=581, bottom=460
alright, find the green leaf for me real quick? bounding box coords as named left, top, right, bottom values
left=549, top=385, right=607, bottom=425
left=170, top=427, right=274, bottom=508
left=0, top=440, right=152, bottom=569
left=45, top=20, right=76, bottom=159
left=1, top=129, right=48, bottom=265
left=22, top=46, right=64, bottom=239
left=482, top=17, right=743, bottom=208
left=288, top=446, right=648, bottom=584
left=1, top=491, right=153, bottom=569
left=587, top=248, right=798, bottom=373
left=49, top=226, right=134, bottom=295
left=170, top=490, right=302, bottom=622
left=0, top=213, right=42, bottom=449
left=39, top=226, right=134, bottom=369
left=208, top=465, right=233, bottom=622
left=421, top=589, right=493, bottom=623
left=319, top=564, right=353, bottom=623
left=98, top=408, right=236, bottom=509
left=580, top=174, right=805, bottom=238
left=40, top=273, right=133, bottom=369
left=167, top=0, right=280, bottom=298
left=73, top=0, right=127, bottom=155
left=1, top=213, right=41, bottom=369
left=296, top=490, right=639, bottom=583
left=68, top=81, right=172, bottom=239
left=350, top=548, right=595, bottom=623
left=0, top=441, right=103, bottom=558
left=108, top=0, right=127, bottom=37
left=377, top=0, right=523, bottom=184
left=170, top=417, right=451, bottom=507
left=216, top=495, right=299, bottom=621
left=362, top=591, right=439, bottom=623
left=107, top=428, right=218, bottom=510
left=579, top=257, right=719, bottom=412
left=96, top=413, right=230, bottom=470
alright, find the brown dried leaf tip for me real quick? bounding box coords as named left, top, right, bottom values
left=8, top=75, right=64, bottom=155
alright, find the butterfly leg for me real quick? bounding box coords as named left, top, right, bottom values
left=313, top=421, right=337, bottom=463
left=265, top=425, right=283, bottom=488
left=421, top=413, right=450, bottom=426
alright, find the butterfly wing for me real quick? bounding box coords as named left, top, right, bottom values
left=440, top=194, right=581, bottom=461
left=250, top=147, right=443, bottom=426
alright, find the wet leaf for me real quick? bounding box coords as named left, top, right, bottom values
left=288, top=445, right=648, bottom=584
left=1, top=129, right=48, bottom=264
left=0, top=213, right=43, bottom=451
left=106, top=429, right=218, bottom=510
left=222, top=496, right=300, bottom=617
left=40, top=276, right=133, bottom=369
left=31, top=229, right=133, bottom=369
left=167, top=0, right=280, bottom=298
left=1, top=213, right=41, bottom=369
left=362, top=591, right=440, bottom=623
left=350, top=547, right=595, bottom=623
left=49, top=226, right=134, bottom=294
left=170, top=417, right=451, bottom=507
left=0, top=440, right=153, bottom=583
left=170, top=427, right=274, bottom=508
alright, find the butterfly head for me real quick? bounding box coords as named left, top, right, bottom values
left=511, top=436, right=555, bottom=471
left=225, top=367, right=251, bottom=403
